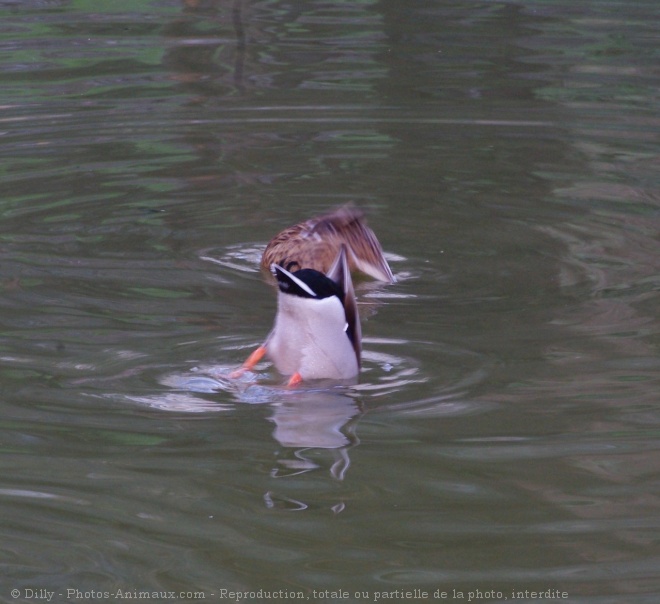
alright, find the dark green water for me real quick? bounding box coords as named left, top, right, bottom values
left=1, top=1, right=659, bottom=603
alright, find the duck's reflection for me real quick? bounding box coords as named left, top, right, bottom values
left=268, top=388, right=361, bottom=481
left=262, top=387, right=361, bottom=513
left=157, top=368, right=363, bottom=510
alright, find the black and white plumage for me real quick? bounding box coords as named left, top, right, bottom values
left=266, top=245, right=361, bottom=381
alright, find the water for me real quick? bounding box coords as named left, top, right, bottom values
left=1, top=0, right=658, bottom=602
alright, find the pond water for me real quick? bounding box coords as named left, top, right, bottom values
left=1, top=0, right=659, bottom=602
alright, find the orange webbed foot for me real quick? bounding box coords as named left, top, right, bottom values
left=287, top=372, right=303, bottom=387
left=230, top=345, right=267, bottom=378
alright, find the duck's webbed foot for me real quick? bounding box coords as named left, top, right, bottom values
left=287, top=372, right=303, bottom=387
left=230, top=345, right=267, bottom=378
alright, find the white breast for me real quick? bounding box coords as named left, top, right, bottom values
left=267, top=292, right=359, bottom=380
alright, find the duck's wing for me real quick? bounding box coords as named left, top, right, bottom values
left=327, top=245, right=361, bottom=367
left=261, top=205, right=395, bottom=283
left=311, top=205, right=395, bottom=283
left=260, top=221, right=310, bottom=274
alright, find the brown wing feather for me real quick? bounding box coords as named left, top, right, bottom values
left=326, top=244, right=361, bottom=367
left=261, top=204, right=394, bottom=282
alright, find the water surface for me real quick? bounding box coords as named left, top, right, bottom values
left=1, top=1, right=659, bottom=603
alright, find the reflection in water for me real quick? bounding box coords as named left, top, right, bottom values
left=268, top=389, right=360, bottom=479
left=270, top=392, right=357, bottom=449
left=266, top=389, right=360, bottom=512
left=158, top=367, right=362, bottom=510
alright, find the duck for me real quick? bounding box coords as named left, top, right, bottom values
left=233, top=205, right=394, bottom=385
left=260, top=204, right=395, bottom=283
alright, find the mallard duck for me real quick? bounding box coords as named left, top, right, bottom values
left=234, top=205, right=393, bottom=385
left=260, top=204, right=395, bottom=283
